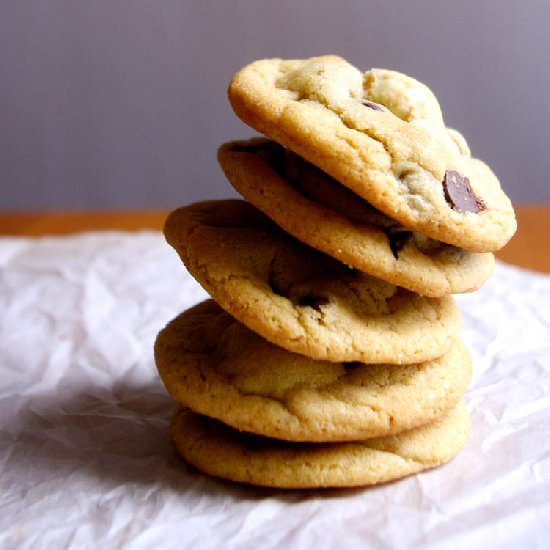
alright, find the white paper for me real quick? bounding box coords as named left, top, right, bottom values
left=0, top=231, right=548, bottom=549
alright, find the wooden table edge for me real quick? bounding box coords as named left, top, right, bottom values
left=0, top=205, right=548, bottom=273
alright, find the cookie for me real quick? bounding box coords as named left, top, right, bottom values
left=170, top=402, right=470, bottom=489
left=218, top=138, right=495, bottom=297
left=228, top=56, right=516, bottom=252
left=164, top=200, right=460, bottom=364
left=156, top=300, right=472, bottom=442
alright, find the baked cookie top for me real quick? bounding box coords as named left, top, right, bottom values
left=170, top=402, right=470, bottom=489
left=156, top=301, right=472, bottom=442
left=219, top=138, right=495, bottom=297
left=228, top=56, right=516, bottom=252
left=164, top=200, right=460, bottom=364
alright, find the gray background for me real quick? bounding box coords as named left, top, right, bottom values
left=2, top=0, right=549, bottom=211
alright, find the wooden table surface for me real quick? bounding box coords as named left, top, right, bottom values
left=1, top=205, right=548, bottom=273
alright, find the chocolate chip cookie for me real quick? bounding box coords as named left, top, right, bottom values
left=156, top=300, right=472, bottom=441
left=228, top=56, right=516, bottom=252
left=170, top=402, right=471, bottom=488
left=164, top=200, right=460, bottom=364
left=219, top=138, right=495, bottom=296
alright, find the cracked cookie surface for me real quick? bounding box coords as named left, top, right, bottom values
left=228, top=56, right=516, bottom=252
left=164, top=200, right=460, bottom=364
left=170, top=401, right=470, bottom=488
left=219, top=138, right=494, bottom=297
left=156, top=301, right=471, bottom=442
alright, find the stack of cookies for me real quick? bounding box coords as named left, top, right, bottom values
left=155, top=56, right=516, bottom=489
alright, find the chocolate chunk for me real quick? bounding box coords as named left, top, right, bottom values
left=360, top=99, right=384, bottom=111
left=342, top=361, right=361, bottom=369
left=442, top=170, right=486, bottom=213
left=297, top=295, right=329, bottom=311
left=386, top=229, right=413, bottom=259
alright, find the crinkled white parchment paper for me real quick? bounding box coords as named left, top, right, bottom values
left=0, top=232, right=549, bottom=549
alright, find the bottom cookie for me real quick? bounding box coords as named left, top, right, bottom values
left=170, top=402, right=470, bottom=489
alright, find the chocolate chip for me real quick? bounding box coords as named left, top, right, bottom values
left=342, top=361, right=361, bottom=369
left=386, top=229, right=413, bottom=259
left=360, top=100, right=384, bottom=111
left=442, top=170, right=486, bottom=213
left=297, top=295, right=329, bottom=311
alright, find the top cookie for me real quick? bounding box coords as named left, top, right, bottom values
left=228, top=56, right=516, bottom=252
